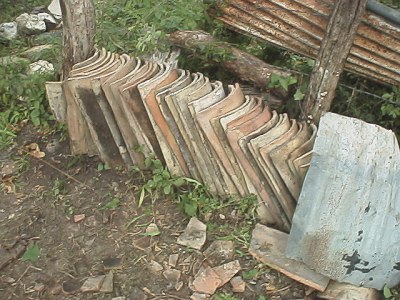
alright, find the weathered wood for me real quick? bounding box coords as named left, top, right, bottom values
left=301, top=0, right=368, bottom=123
left=60, top=0, right=96, bottom=80
left=249, top=223, right=330, bottom=291
left=168, top=30, right=291, bottom=96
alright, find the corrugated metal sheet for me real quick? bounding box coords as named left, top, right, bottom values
left=218, top=0, right=400, bottom=86
left=286, top=112, right=400, bottom=289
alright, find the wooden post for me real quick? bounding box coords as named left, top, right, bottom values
left=301, top=0, right=368, bottom=123
left=60, top=0, right=96, bottom=80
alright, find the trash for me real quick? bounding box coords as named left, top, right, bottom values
left=73, top=214, right=85, bottom=223
left=203, top=240, right=235, bottom=266
left=213, top=260, right=241, bottom=287
left=99, top=271, right=113, bottom=293
left=191, top=266, right=221, bottom=295
left=147, top=260, right=163, bottom=275
left=168, top=253, right=179, bottom=267
left=80, top=275, right=105, bottom=292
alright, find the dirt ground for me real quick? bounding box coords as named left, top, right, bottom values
left=0, top=125, right=309, bottom=300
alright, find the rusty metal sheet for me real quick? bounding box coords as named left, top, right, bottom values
left=219, top=0, right=400, bottom=86
left=286, top=112, right=400, bottom=289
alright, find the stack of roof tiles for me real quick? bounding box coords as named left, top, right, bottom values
left=63, top=48, right=316, bottom=231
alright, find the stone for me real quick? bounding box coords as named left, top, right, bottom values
left=128, top=287, right=147, bottom=300
left=177, top=217, right=207, bottom=250
left=62, top=280, right=81, bottom=294
left=230, top=276, right=245, bottom=293
left=147, top=260, right=163, bottom=275
left=103, top=257, right=123, bottom=270
left=1, top=160, right=18, bottom=178
left=16, top=13, right=46, bottom=35
left=317, top=281, right=380, bottom=300
left=20, top=44, right=54, bottom=60
left=190, top=293, right=210, bottom=300
left=80, top=275, right=105, bottom=292
left=192, top=266, right=221, bottom=295
left=212, top=260, right=241, bottom=287
left=168, top=253, right=179, bottom=267
left=33, top=282, right=46, bottom=292
left=28, top=60, right=54, bottom=74
left=73, top=214, right=85, bottom=223
left=0, top=56, right=29, bottom=66
left=203, top=240, right=235, bottom=266
left=99, top=271, right=113, bottom=293
left=145, top=223, right=160, bottom=236
left=48, top=0, right=62, bottom=20
left=38, top=12, right=58, bottom=30
left=162, top=268, right=181, bottom=284
left=0, top=22, right=18, bottom=41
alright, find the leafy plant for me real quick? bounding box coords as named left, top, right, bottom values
left=213, top=292, right=239, bottom=300
left=102, top=197, right=121, bottom=210
left=268, top=74, right=297, bottom=91
left=383, top=285, right=400, bottom=299
left=21, top=243, right=40, bottom=263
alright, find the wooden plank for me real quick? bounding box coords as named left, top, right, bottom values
left=249, top=223, right=330, bottom=291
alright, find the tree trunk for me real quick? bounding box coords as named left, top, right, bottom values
left=60, top=0, right=96, bottom=80
left=301, top=0, right=368, bottom=123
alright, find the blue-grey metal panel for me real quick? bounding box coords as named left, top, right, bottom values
left=286, top=112, right=400, bottom=290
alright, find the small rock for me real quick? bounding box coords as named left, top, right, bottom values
left=80, top=275, right=105, bottom=292
left=20, top=44, right=54, bottom=60
left=175, top=281, right=184, bottom=291
left=203, top=240, right=235, bottom=266
left=147, top=260, right=163, bottom=275
left=84, top=215, right=98, bottom=227
left=128, top=286, right=147, bottom=300
left=100, top=271, right=113, bottom=293
left=103, top=257, right=123, bottom=270
left=112, top=297, right=127, bottom=300
left=16, top=13, right=46, bottom=35
left=37, top=12, right=58, bottom=30
left=33, top=282, right=46, bottom=292
left=28, top=60, right=54, bottom=74
left=45, top=139, right=60, bottom=154
left=177, top=217, right=207, bottom=250
left=213, top=260, right=241, bottom=287
left=219, top=214, right=225, bottom=220
left=163, top=268, right=181, bottom=284
left=2, top=276, right=15, bottom=284
left=48, top=0, right=62, bottom=20
left=230, top=276, right=245, bottom=293
left=50, top=284, right=62, bottom=295
left=73, top=214, right=85, bottom=223
left=0, top=22, right=18, bottom=41
left=145, top=223, right=160, bottom=236
left=1, top=160, right=18, bottom=177
left=168, top=254, right=179, bottom=267
left=192, top=266, right=221, bottom=295
left=62, top=280, right=81, bottom=294
left=190, top=293, right=210, bottom=300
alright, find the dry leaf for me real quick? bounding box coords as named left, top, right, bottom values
left=1, top=176, right=16, bottom=194
left=25, top=143, right=45, bottom=158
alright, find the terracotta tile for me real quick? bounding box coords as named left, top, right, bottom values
left=138, top=64, right=182, bottom=174
left=69, top=53, right=124, bottom=167
left=70, top=48, right=110, bottom=77
left=173, top=75, right=217, bottom=186
left=269, top=122, right=311, bottom=200
left=195, top=83, right=246, bottom=196
left=226, top=104, right=288, bottom=228
left=70, top=47, right=100, bottom=71
left=212, top=260, right=241, bottom=287
left=292, top=150, right=313, bottom=181
left=188, top=81, right=229, bottom=196
left=101, top=56, right=139, bottom=166
left=119, top=61, right=163, bottom=163
left=192, top=266, right=221, bottom=295
left=258, top=119, right=298, bottom=221
left=288, top=124, right=317, bottom=181
left=215, top=95, right=256, bottom=196
left=165, top=73, right=207, bottom=180
left=156, top=70, right=192, bottom=176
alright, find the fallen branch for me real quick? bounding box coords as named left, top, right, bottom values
left=168, top=30, right=292, bottom=98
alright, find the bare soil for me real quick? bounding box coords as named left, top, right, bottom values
left=0, top=125, right=307, bottom=300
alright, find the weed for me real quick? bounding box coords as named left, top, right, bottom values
left=213, top=292, right=239, bottom=300
left=15, top=155, right=30, bottom=173
left=51, top=178, right=66, bottom=199
left=102, top=196, right=121, bottom=210
left=384, top=285, right=400, bottom=300
left=97, top=162, right=110, bottom=171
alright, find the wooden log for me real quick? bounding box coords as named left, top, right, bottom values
left=301, top=0, right=368, bottom=123
left=168, top=30, right=291, bottom=97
